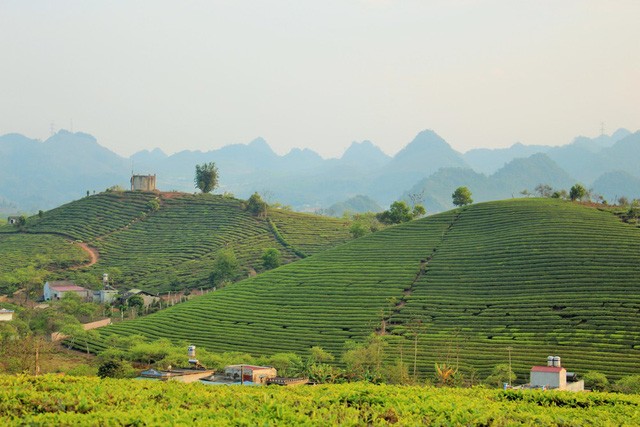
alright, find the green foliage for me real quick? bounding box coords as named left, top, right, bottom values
left=583, top=371, right=609, bottom=391
left=245, top=192, right=268, bottom=217
left=209, top=249, right=239, bottom=286
left=614, top=375, right=640, bottom=394
left=146, top=198, right=160, bottom=212
left=97, top=360, right=133, bottom=378
left=194, top=162, right=219, bottom=193
left=569, top=184, right=587, bottom=201
left=376, top=201, right=425, bottom=225
left=3, top=376, right=640, bottom=425
left=127, top=295, right=144, bottom=309
left=342, top=334, right=387, bottom=382
left=452, top=186, right=473, bottom=206
left=349, top=221, right=368, bottom=238
left=534, top=184, right=553, bottom=197
left=261, top=248, right=281, bottom=270
left=485, top=364, right=516, bottom=387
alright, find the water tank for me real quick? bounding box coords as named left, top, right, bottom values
left=188, top=345, right=196, bottom=358
left=553, top=356, right=561, bottom=367
left=547, top=356, right=554, bottom=367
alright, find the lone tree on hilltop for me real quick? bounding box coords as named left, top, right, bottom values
left=245, top=192, right=268, bottom=218
left=194, top=162, right=219, bottom=193
left=569, top=184, right=587, bottom=201
left=452, top=187, right=473, bottom=207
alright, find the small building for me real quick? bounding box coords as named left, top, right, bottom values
left=43, top=281, right=92, bottom=301
left=139, top=368, right=213, bottom=383
left=121, top=289, right=160, bottom=307
left=0, top=308, right=15, bottom=322
left=131, top=174, right=157, bottom=191
left=530, top=356, right=584, bottom=391
left=7, top=216, right=20, bottom=225
left=92, top=288, right=119, bottom=304
left=223, top=365, right=277, bottom=384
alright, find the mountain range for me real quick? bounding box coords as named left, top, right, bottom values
left=1, top=128, right=639, bottom=216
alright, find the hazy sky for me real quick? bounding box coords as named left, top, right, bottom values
left=1, top=1, right=638, bottom=158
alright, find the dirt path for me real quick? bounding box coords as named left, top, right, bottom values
left=73, top=242, right=99, bottom=268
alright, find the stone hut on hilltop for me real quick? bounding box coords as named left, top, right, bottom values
left=130, top=174, right=157, bottom=191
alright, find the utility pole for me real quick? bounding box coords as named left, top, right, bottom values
left=506, top=346, right=513, bottom=387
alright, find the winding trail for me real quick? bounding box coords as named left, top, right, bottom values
left=72, top=242, right=99, bottom=269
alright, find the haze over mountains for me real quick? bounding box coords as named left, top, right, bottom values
left=1, top=128, right=639, bottom=215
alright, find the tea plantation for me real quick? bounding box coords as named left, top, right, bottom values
left=90, top=199, right=640, bottom=380
left=0, top=191, right=350, bottom=292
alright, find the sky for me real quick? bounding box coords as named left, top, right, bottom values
left=1, top=0, right=639, bottom=158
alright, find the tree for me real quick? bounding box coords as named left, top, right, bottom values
left=534, top=184, right=553, bottom=198
left=485, top=364, right=517, bottom=387
left=614, top=375, right=640, bottom=394
left=349, top=221, right=368, bottom=238
left=342, top=334, right=387, bottom=382
left=569, top=184, right=587, bottom=201
left=376, top=201, right=424, bottom=225
left=262, top=248, right=281, bottom=270
left=194, top=162, right=219, bottom=193
left=209, top=249, right=239, bottom=286
left=245, top=192, right=268, bottom=218
left=127, top=295, right=144, bottom=310
left=452, top=187, right=473, bottom=207
left=583, top=371, right=609, bottom=391
left=97, top=360, right=133, bottom=379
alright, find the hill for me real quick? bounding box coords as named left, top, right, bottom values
left=88, top=199, right=640, bottom=379
left=0, top=191, right=351, bottom=293
left=403, top=153, right=574, bottom=212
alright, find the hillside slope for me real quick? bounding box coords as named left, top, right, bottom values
left=90, top=199, right=640, bottom=379
left=2, top=191, right=350, bottom=292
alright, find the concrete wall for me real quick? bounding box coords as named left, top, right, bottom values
left=531, top=370, right=566, bottom=389
left=131, top=175, right=157, bottom=191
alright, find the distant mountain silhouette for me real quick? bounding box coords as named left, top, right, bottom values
left=403, top=153, right=574, bottom=212
left=1, top=127, right=638, bottom=215
left=324, top=195, right=383, bottom=217
left=591, top=171, right=640, bottom=203
left=0, top=130, right=129, bottom=212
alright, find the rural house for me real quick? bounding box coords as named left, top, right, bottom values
left=43, top=281, right=92, bottom=301
left=0, top=308, right=15, bottom=321
left=7, top=216, right=20, bottom=225
left=530, top=356, right=584, bottom=391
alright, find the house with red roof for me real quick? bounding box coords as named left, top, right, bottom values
left=43, top=281, right=91, bottom=301
left=530, top=356, right=584, bottom=391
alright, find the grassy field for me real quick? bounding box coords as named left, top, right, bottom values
left=0, top=234, right=89, bottom=274
left=0, top=191, right=351, bottom=292
left=88, top=199, right=640, bottom=380
left=1, top=375, right=639, bottom=426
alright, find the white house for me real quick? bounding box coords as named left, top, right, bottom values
left=530, top=356, right=584, bottom=391
left=43, top=281, right=91, bottom=301
left=0, top=308, right=15, bottom=321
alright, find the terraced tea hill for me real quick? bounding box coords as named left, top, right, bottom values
left=1, top=192, right=350, bottom=292
left=91, top=199, right=640, bottom=379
